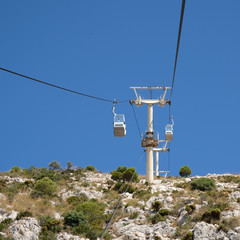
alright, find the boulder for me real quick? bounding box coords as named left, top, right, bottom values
left=9, top=217, right=41, bottom=240
left=8, top=210, right=18, bottom=220
left=193, top=222, right=227, bottom=240
left=57, top=232, right=87, bottom=240
left=177, top=209, right=188, bottom=226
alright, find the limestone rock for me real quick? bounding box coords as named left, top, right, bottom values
left=193, top=221, right=227, bottom=240
left=8, top=210, right=18, bottom=220
left=177, top=209, right=188, bottom=226
left=57, top=232, right=87, bottom=240
left=9, top=217, right=41, bottom=240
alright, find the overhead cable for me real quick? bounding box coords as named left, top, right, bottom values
left=130, top=102, right=142, bottom=138
left=0, top=67, right=115, bottom=103
left=170, top=0, right=186, bottom=99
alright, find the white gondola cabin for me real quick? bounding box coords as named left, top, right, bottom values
left=113, top=114, right=126, bottom=137
left=165, top=124, right=173, bottom=141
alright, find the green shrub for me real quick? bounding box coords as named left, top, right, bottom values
left=185, top=204, right=196, bottom=214
left=179, top=166, right=192, bottom=177
left=191, top=178, right=216, bottom=191
left=76, top=201, right=105, bottom=223
left=67, top=194, right=88, bottom=206
left=133, top=188, right=152, bottom=201
left=24, top=180, right=35, bottom=188
left=181, top=231, right=193, bottom=240
left=201, top=208, right=221, bottom=223
left=113, top=182, right=135, bottom=194
left=48, top=161, right=60, bottom=170
left=151, top=201, right=162, bottom=212
left=4, top=182, right=25, bottom=201
left=16, top=210, right=33, bottom=220
left=64, top=211, right=87, bottom=227
left=111, top=170, right=123, bottom=182
left=211, top=208, right=221, bottom=220
left=237, top=198, right=240, bottom=203
left=31, top=168, right=55, bottom=181
left=122, top=168, right=139, bottom=182
left=81, top=181, right=90, bottom=187
left=0, top=218, right=12, bottom=231
left=129, top=212, right=139, bottom=219
left=85, top=165, right=95, bottom=172
left=72, top=222, right=90, bottom=235
left=158, top=208, right=170, bottom=216
left=217, top=175, right=240, bottom=184
left=67, top=161, right=73, bottom=169
left=43, top=219, right=61, bottom=233
left=39, top=231, right=56, bottom=240
left=111, top=166, right=139, bottom=183
left=10, top=166, right=21, bottom=174
left=117, top=166, right=127, bottom=173
left=32, top=177, right=57, bottom=197
left=201, top=211, right=212, bottom=223
left=151, top=213, right=165, bottom=224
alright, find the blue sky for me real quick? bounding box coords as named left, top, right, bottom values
left=0, top=1, right=239, bottom=176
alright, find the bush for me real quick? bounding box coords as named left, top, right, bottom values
left=42, top=219, right=61, bottom=233
left=85, top=165, right=95, bottom=172
left=133, top=188, right=152, bottom=201
left=191, top=178, right=216, bottom=191
left=32, top=177, right=57, bottom=197
left=181, top=231, right=193, bottom=240
left=211, top=208, right=221, bottom=220
left=113, top=182, right=135, bottom=194
left=76, top=201, right=105, bottom=223
left=111, top=171, right=123, bottom=182
left=201, top=211, right=212, bottom=223
left=67, top=161, right=73, bottom=169
left=31, top=168, right=55, bottom=181
left=158, top=208, right=170, bottom=216
left=16, top=210, right=33, bottom=220
left=151, top=201, right=162, bottom=212
left=117, top=166, right=127, bottom=173
left=67, top=194, right=88, bottom=206
left=201, top=208, right=221, bottom=223
left=0, top=218, right=12, bottom=231
left=64, top=211, right=87, bottom=227
left=24, top=180, right=35, bottom=188
left=122, top=168, right=139, bottom=182
left=48, top=161, right=60, bottom=170
left=237, top=198, right=240, bottom=203
left=179, top=166, right=191, bottom=177
left=10, top=166, right=21, bottom=173
left=111, top=166, right=139, bottom=183
left=129, top=212, right=139, bottom=219
left=39, top=231, right=56, bottom=240
left=185, top=204, right=196, bottom=214
left=151, top=213, right=165, bottom=224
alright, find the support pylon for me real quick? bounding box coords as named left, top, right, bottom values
left=130, top=87, right=171, bottom=183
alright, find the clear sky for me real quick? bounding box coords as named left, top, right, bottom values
left=0, top=1, right=239, bottom=176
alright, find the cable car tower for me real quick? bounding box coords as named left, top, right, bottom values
left=130, top=86, right=171, bottom=183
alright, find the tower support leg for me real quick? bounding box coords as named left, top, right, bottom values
left=155, top=151, right=159, bottom=176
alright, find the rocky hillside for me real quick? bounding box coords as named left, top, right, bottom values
left=0, top=166, right=239, bottom=240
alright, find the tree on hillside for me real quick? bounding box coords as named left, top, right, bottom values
left=67, top=161, right=73, bottom=170
left=179, top=165, right=192, bottom=177
left=48, top=161, right=60, bottom=170
left=111, top=166, right=139, bottom=183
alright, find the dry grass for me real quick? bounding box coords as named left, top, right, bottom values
left=9, top=193, right=57, bottom=217
left=125, top=199, right=141, bottom=208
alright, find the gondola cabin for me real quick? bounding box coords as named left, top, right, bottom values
left=165, top=124, right=173, bottom=141
left=113, top=114, right=126, bottom=137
